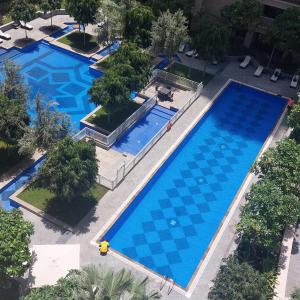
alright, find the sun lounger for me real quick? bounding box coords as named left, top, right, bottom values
left=290, top=75, right=299, bottom=88
left=0, top=38, right=3, bottom=44
left=186, top=49, right=196, bottom=57
left=240, top=56, right=251, bottom=68
left=270, top=68, right=281, bottom=82
left=254, top=65, right=264, bottom=77
left=20, top=21, right=33, bottom=30
left=178, top=43, right=186, bottom=53
left=0, top=30, right=11, bottom=40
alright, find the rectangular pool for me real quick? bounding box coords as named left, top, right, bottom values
left=102, top=82, right=286, bottom=288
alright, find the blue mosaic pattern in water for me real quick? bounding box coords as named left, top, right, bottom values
left=0, top=41, right=101, bottom=128
left=104, top=82, right=286, bottom=288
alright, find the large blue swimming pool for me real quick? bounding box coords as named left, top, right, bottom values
left=103, top=82, right=286, bottom=288
left=0, top=40, right=101, bottom=129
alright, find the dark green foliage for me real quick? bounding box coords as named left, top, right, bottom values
left=89, top=70, right=131, bottom=113
left=0, top=209, right=33, bottom=287
left=222, top=0, right=262, bottom=32
left=237, top=180, right=300, bottom=252
left=270, top=8, right=300, bottom=59
left=291, top=288, right=300, bottom=300
left=124, top=4, right=154, bottom=48
left=10, top=0, right=35, bottom=38
left=37, top=137, right=98, bottom=201
left=208, top=255, right=274, bottom=300
left=0, top=93, right=29, bottom=144
left=288, top=98, right=300, bottom=143
left=253, top=138, right=300, bottom=198
left=193, top=16, right=230, bottom=62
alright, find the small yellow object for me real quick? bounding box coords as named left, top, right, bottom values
left=99, top=241, right=110, bottom=254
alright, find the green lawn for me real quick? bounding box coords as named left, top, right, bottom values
left=58, top=31, right=98, bottom=52
left=168, top=63, right=214, bottom=86
left=19, top=183, right=108, bottom=227
left=0, top=139, right=23, bottom=174
left=87, top=101, right=141, bottom=133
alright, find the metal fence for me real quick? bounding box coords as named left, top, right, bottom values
left=96, top=81, right=203, bottom=190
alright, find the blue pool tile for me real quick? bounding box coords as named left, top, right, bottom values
left=157, top=266, right=173, bottom=278
left=166, top=251, right=182, bottom=264
left=123, top=247, right=138, bottom=258
left=149, top=242, right=164, bottom=255
left=182, top=225, right=197, bottom=237
left=142, top=221, right=156, bottom=233
left=140, top=256, right=155, bottom=268
left=159, top=198, right=171, bottom=209
left=151, top=210, right=164, bottom=220
left=174, top=238, right=189, bottom=250
left=52, top=72, right=70, bottom=82
left=132, top=234, right=147, bottom=246
left=203, top=193, right=217, bottom=202
left=158, top=230, right=172, bottom=241
left=190, top=214, right=204, bottom=224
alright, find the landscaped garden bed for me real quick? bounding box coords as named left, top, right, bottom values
left=87, top=100, right=141, bottom=133
left=0, top=139, right=23, bottom=174
left=168, top=62, right=214, bottom=85
left=18, top=183, right=108, bottom=227
left=58, top=31, right=98, bottom=52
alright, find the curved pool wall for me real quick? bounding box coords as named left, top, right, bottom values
left=102, top=82, right=286, bottom=288
left=0, top=40, right=102, bottom=210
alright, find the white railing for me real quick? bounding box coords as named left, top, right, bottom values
left=78, top=95, right=157, bottom=148
left=97, top=81, right=203, bottom=189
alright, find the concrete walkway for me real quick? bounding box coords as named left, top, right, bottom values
left=21, top=62, right=294, bottom=299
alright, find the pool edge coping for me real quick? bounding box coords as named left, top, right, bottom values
left=90, top=79, right=288, bottom=298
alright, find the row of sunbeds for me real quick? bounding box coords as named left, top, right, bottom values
left=240, top=55, right=299, bottom=88
left=0, top=21, right=34, bottom=44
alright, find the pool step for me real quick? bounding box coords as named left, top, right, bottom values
left=0, top=48, right=21, bottom=62
left=151, top=105, right=176, bottom=119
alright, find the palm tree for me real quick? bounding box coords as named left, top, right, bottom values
left=73, top=265, right=161, bottom=300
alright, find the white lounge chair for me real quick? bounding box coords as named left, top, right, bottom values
left=0, top=30, right=11, bottom=40
left=178, top=43, right=186, bottom=53
left=0, top=38, right=3, bottom=44
left=254, top=65, right=264, bottom=77
left=20, top=21, right=33, bottom=30
left=270, top=68, right=281, bottom=82
left=186, top=49, right=196, bottom=57
left=240, top=56, right=251, bottom=68
left=290, top=75, right=299, bottom=88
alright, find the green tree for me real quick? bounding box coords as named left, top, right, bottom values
left=288, top=99, right=300, bottom=143
left=95, top=0, right=123, bottom=46
left=65, top=0, right=98, bottom=47
left=267, top=8, right=300, bottom=66
left=0, top=93, right=29, bottom=144
left=0, top=209, right=33, bottom=287
left=40, top=0, right=62, bottom=29
left=10, top=0, right=35, bottom=39
left=124, top=4, right=154, bottom=48
left=37, top=137, right=98, bottom=201
left=208, top=255, right=274, bottom=300
left=18, top=95, right=70, bottom=155
left=237, top=180, right=300, bottom=253
left=150, top=9, right=189, bottom=61
left=0, top=60, right=28, bottom=105
left=89, top=70, right=131, bottom=119
left=193, top=16, right=230, bottom=76
left=221, top=0, right=261, bottom=47
left=253, top=138, right=300, bottom=198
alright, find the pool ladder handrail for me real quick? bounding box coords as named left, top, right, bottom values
left=159, top=276, right=175, bottom=295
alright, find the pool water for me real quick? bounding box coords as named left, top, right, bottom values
left=112, top=105, right=176, bottom=155
left=103, top=82, right=286, bottom=288
left=97, top=41, right=120, bottom=57
left=0, top=40, right=101, bottom=210
left=0, top=40, right=101, bottom=129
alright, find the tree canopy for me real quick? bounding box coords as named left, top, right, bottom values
left=288, top=100, right=300, bottom=143
left=18, top=95, right=70, bottom=155
left=237, top=180, right=300, bottom=252
left=221, top=0, right=262, bottom=32
left=95, top=0, right=123, bottom=45
left=0, top=209, right=33, bottom=287
left=253, top=138, right=300, bottom=198
left=124, top=4, right=154, bottom=48
left=37, top=137, right=98, bottom=201
left=269, top=8, right=300, bottom=60
left=10, top=0, right=35, bottom=39
left=40, top=0, right=62, bottom=28
left=150, top=9, right=189, bottom=60
left=208, top=255, right=274, bottom=300
left=65, top=0, right=98, bottom=45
